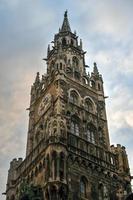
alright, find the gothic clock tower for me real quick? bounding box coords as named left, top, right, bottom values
left=6, top=11, right=131, bottom=200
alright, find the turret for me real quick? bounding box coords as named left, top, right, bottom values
left=6, top=158, right=23, bottom=199
left=90, top=62, right=103, bottom=92
left=111, top=144, right=130, bottom=175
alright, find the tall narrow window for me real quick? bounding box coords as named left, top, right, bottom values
left=86, top=124, right=96, bottom=144
left=80, top=177, right=87, bottom=198
left=71, top=121, right=79, bottom=136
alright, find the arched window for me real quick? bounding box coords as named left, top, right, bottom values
left=85, top=98, right=94, bottom=112
left=69, top=91, right=79, bottom=104
left=71, top=121, right=79, bottom=136
left=86, top=124, right=96, bottom=144
left=80, top=177, right=87, bottom=198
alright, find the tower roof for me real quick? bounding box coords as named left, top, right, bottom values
left=60, top=11, right=71, bottom=32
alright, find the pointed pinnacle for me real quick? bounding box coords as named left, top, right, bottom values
left=93, top=62, right=99, bottom=75
left=47, top=44, right=50, bottom=56
left=35, top=72, right=40, bottom=84
left=60, top=10, right=71, bottom=32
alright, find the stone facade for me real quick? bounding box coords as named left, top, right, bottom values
left=6, top=11, right=131, bottom=200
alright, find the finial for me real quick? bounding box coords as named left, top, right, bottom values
left=64, top=10, right=68, bottom=18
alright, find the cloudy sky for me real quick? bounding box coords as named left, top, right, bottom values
left=0, top=0, right=133, bottom=199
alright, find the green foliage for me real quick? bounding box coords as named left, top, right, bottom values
left=18, top=179, right=43, bottom=200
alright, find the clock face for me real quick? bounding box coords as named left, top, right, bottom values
left=38, top=93, right=51, bottom=116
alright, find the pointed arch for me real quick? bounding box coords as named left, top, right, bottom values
left=68, top=88, right=81, bottom=105
left=84, top=96, right=96, bottom=113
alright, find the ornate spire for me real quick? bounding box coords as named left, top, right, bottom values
left=60, top=10, right=71, bottom=32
